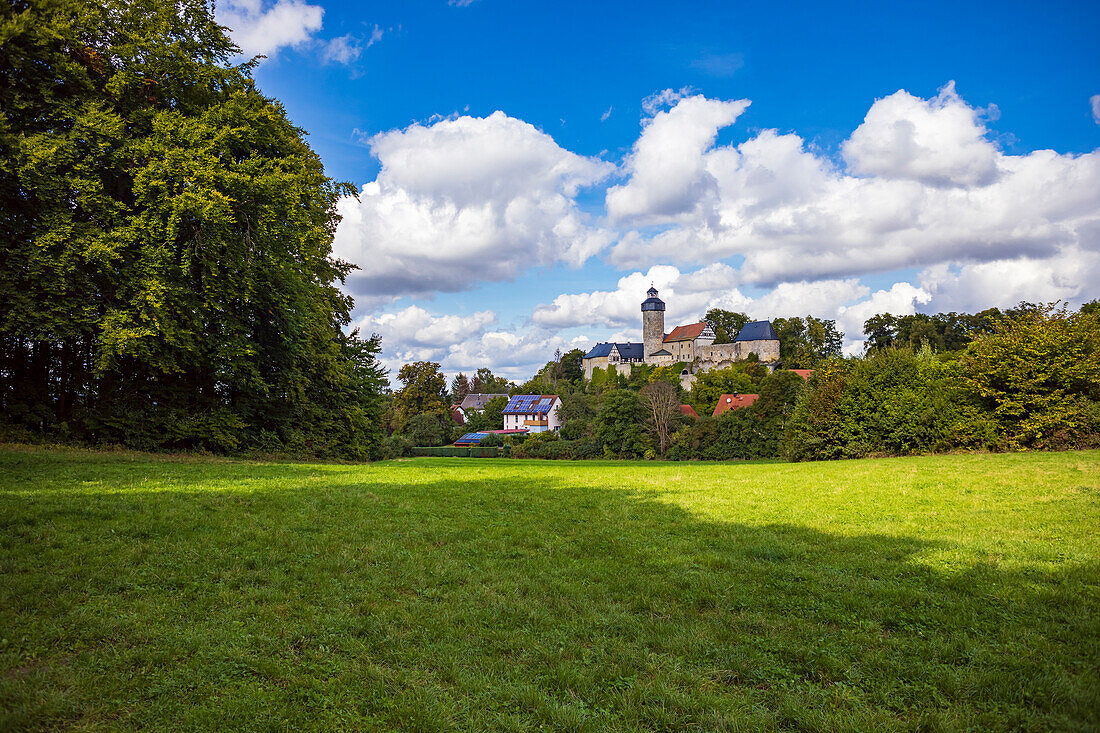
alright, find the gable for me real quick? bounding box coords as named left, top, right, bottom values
left=663, top=322, right=715, bottom=343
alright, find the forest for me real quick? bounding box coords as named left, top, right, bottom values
left=0, top=0, right=387, bottom=457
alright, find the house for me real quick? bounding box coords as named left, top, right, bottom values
left=459, top=393, right=509, bottom=411
left=680, top=404, right=699, bottom=418
left=788, top=369, right=814, bottom=380
left=712, top=393, right=760, bottom=417
left=581, top=342, right=645, bottom=380
left=450, top=406, right=466, bottom=425
left=660, top=321, right=716, bottom=362
left=502, top=395, right=562, bottom=433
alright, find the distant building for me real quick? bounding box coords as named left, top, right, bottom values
left=788, top=369, right=814, bottom=380
left=582, top=287, right=780, bottom=387
left=450, top=406, right=466, bottom=425
left=459, top=393, right=509, bottom=411
left=502, top=395, right=562, bottom=433
left=579, top=342, right=644, bottom=379
left=680, top=404, right=699, bottom=418
left=712, top=393, right=760, bottom=417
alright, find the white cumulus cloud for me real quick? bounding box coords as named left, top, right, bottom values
left=606, top=95, right=751, bottom=225
left=606, top=85, right=1100, bottom=291
left=356, top=305, right=593, bottom=383
left=843, top=81, right=1000, bottom=187
left=216, top=0, right=324, bottom=59
left=334, top=111, right=615, bottom=300
left=321, top=26, right=382, bottom=65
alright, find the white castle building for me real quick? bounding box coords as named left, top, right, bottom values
left=582, top=287, right=780, bottom=386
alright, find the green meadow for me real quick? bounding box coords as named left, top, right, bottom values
left=1, top=447, right=1098, bottom=731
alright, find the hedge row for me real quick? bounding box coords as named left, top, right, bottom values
left=410, top=446, right=508, bottom=458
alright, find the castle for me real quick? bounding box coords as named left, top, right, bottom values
left=581, top=287, right=780, bottom=386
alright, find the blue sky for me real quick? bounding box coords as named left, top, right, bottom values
left=217, top=0, right=1100, bottom=380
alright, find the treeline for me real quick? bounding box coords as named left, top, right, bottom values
left=390, top=302, right=1100, bottom=461
left=0, top=0, right=387, bottom=457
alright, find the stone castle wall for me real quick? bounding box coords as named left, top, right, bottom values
left=695, top=339, right=780, bottom=370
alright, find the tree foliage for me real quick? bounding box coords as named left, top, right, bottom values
left=863, top=310, right=1002, bottom=353
left=450, top=373, right=472, bottom=403
left=640, top=381, right=679, bottom=455
left=391, top=361, right=448, bottom=433
left=0, top=0, right=385, bottom=456
left=705, top=308, right=751, bottom=345
left=772, top=316, right=843, bottom=368
left=962, top=303, right=1100, bottom=448
left=594, top=390, right=650, bottom=458
left=688, top=367, right=757, bottom=417
left=471, top=367, right=510, bottom=395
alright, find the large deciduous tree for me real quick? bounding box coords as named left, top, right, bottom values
left=640, top=381, right=679, bottom=455
left=391, top=361, right=449, bottom=433
left=772, top=316, right=843, bottom=368
left=705, top=308, right=751, bottom=345
left=0, top=0, right=385, bottom=456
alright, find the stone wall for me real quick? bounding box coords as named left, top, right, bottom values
left=695, top=339, right=780, bottom=370
left=582, top=358, right=636, bottom=381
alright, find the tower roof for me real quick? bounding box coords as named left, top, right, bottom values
left=641, top=286, right=665, bottom=312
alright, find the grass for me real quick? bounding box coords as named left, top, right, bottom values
left=1, top=445, right=1098, bottom=731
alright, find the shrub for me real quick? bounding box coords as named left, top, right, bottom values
left=962, top=303, right=1100, bottom=449
left=378, top=435, right=411, bottom=460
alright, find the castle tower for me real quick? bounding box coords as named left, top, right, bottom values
left=641, top=286, right=665, bottom=360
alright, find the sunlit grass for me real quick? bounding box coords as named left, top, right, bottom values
left=2, top=445, right=1098, bottom=730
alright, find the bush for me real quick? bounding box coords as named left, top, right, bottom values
left=378, top=435, right=412, bottom=460
left=594, top=390, right=651, bottom=458
left=962, top=303, right=1100, bottom=449
left=784, top=348, right=999, bottom=461
left=403, top=413, right=448, bottom=447
left=479, top=432, right=504, bottom=447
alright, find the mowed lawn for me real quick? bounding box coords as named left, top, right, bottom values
left=1, top=447, right=1098, bottom=731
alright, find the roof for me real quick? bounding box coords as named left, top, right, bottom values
left=450, top=406, right=466, bottom=424
left=503, top=395, right=560, bottom=415
left=454, top=432, right=487, bottom=446
left=454, top=429, right=530, bottom=446
left=788, top=369, right=814, bottom=380
left=458, top=393, right=508, bottom=411
left=680, top=404, right=699, bottom=418
left=712, top=393, right=760, bottom=417
left=664, top=322, right=712, bottom=342
left=734, top=320, right=779, bottom=342
left=583, top=342, right=644, bottom=359
left=650, top=349, right=673, bottom=356
left=641, top=286, right=665, bottom=312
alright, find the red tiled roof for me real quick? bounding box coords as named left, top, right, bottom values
left=789, top=369, right=814, bottom=380
left=680, top=404, right=699, bottom=418
left=712, top=393, right=760, bottom=417
left=663, top=322, right=707, bottom=342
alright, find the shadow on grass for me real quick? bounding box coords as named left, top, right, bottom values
left=1, top=456, right=1097, bottom=731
